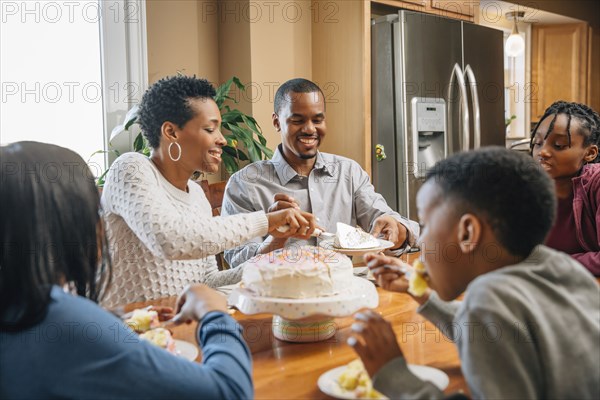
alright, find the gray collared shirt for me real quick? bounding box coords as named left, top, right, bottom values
left=221, top=146, right=419, bottom=267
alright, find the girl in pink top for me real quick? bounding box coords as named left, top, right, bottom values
left=531, top=101, right=600, bottom=275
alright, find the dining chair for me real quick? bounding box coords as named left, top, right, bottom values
left=198, top=179, right=230, bottom=270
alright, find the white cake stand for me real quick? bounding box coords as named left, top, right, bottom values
left=228, top=277, right=378, bottom=343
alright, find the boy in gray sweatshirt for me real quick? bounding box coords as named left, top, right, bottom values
left=351, top=147, right=600, bottom=399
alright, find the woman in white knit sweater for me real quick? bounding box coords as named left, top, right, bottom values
left=101, top=76, right=318, bottom=307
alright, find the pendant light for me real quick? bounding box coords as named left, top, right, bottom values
left=505, top=11, right=525, bottom=57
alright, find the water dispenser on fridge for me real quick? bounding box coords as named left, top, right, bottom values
left=411, top=98, right=446, bottom=178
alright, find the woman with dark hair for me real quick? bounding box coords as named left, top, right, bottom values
left=530, top=101, right=600, bottom=275
left=101, top=75, right=318, bottom=307
left=0, top=141, right=254, bottom=398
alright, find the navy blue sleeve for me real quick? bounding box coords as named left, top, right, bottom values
left=197, top=311, right=254, bottom=399
left=0, top=291, right=253, bottom=399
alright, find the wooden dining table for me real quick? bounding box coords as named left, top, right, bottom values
left=125, top=253, right=468, bottom=399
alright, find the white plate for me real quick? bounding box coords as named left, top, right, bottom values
left=174, top=339, right=198, bottom=361
left=406, top=365, right=449, bottom=390
left=317, top=364, right=449, bottom=399
left=320, top=239, right=395, bottom=257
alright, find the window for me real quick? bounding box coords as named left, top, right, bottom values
left=1, top=0, right=104, bottom=172
left=1, top=0, right=148, bottom=175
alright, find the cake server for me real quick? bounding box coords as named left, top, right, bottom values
left=276, top=225, right=335, bottom=238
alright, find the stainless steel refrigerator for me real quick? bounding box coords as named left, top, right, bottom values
left=372, top=11, right=505, bottom=220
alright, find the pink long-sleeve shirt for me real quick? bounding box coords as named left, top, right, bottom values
left=546, top=164, right=600, bottom=275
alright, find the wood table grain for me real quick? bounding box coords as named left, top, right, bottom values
left=125, top=252, right=468, bottom=399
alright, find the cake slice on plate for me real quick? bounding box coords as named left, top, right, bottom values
left=334, top=222, right=380, bottom=249
left=124, top=308, right=159, bottom=333
left=139, top=327, right=177, bottom=354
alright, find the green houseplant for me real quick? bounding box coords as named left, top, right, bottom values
left=97, top=76, right=273, bottom=186
left=505, top=114, right=517, bottom=128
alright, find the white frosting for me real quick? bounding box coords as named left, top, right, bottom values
left=241, top=245, right=354, bottom=299
left=334, top=222, right=380, bottom=249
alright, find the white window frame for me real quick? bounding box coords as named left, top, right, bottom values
left=99, top=0, right=148, bottom=165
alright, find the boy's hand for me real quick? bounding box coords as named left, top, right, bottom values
left=347, top=310, right=404, bottom=377
left=365, top=253, right=410, bottom=293
left=366, top=253, right=431, bottom=304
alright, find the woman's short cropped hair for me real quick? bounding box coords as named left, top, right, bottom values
left=138, top=75, right=217, bottom=149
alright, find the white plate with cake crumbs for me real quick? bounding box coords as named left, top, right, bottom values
left=174, top=340, right=199, bottom=361
left=320, top=238, right=395, bottom=257
left=317, top=363, right=449, bottom=399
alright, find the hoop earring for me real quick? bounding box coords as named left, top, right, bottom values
left=168, top=142, right=182, bottom=162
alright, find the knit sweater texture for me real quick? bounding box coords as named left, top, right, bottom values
left=100, top=152, right=268, bottom=307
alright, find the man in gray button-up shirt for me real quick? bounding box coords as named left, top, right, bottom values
left=221, top=78, right=419, bottom=267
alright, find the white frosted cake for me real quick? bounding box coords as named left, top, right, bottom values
left=241, top=245, right=354, bottom=299
left=334, top=222, right=380, bottom=249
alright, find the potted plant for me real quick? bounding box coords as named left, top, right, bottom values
left=96, top=76, right=273, bottom=186
left=505, top=114, right=517, bottom=135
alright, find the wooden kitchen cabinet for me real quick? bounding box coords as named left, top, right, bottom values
left=371, top=0, right=426, bottom=10
left=429, top=1, right=477, bottom=18
left=372, top=0, right=478, bottom=22
left=531, top=23, right=590, bottom=121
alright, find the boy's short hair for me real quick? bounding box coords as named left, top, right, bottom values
left=425, top=147, right=556, bottom=257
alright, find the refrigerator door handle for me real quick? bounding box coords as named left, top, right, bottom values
left=448, top=63, right=470, bottom=152
left=464, top=64, right=481, bottom=149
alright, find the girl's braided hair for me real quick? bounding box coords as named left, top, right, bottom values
left=529, top=101, right=600, bottom=163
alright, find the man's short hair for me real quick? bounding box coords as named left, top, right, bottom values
left=274, top=78, right=325, bottom=114
left=425, top=147, right=556, bottom=257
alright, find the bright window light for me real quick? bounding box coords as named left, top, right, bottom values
left=1, top=0, right=105, bottom=174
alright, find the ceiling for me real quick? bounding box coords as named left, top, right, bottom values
left=480, top=0, right=584, bottom=27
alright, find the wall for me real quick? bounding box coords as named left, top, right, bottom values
left=146, top=0, right=371, bottom=172
left=146, top=0, right=314, bottom=180
left=589, top=27, right=600, bottom=111
left=503, top=0, right=600, bottom=27
left=147, top=0, right=314, bottom=153
left=312, top=0, right=369, bottom=166
left=146, top=0, right=219, bottom=84
left=146, top=0, right=221, bottom=182
left=248, top=0, right=313, bottom=148
left=217, top=0, right=313, bottom=157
